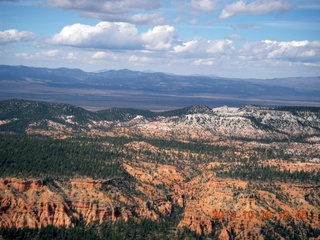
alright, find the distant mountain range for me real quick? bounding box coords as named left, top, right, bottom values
left=0, top=65, right=319, bottom=110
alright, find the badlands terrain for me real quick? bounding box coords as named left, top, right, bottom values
left=0, top=99, right=320, bottom=239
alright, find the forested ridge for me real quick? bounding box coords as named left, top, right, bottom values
left=0, top=134, right=126, bottom=179
left=1, top=133, right=319, bottom=184
left=0, top=219, right=213, bottom=240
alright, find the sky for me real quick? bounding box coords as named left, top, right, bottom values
left=0, top=0, right=319, bottom=78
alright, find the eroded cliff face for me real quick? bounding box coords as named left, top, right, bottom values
left=1, top=161, right=320, bottom=238
left=0, top=174, right=175, bottom=229
left=0, top=179, right=73, bottom=228
left=0, top=178, right=116, bottom=228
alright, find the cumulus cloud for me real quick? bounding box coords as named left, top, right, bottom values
left=206, top=40, right=234, bottom=54
left=51, top=22, right=141, bottom=49
left=51, top=22, right=179, bottom=51
left=191, top=0, right=217, bottom=12
left=220, top=0, right=291, bottom=19
left=0, top=29, right=35, bottom=44
left=91, top=51, right=109, bottom=59
left=262, top=40, right=319, bottom=61
left=46, top=0, right=162, bottom=24
left=174, top=38, right=234, bottom=56
left=51, top=22, right=180, bottom=52
left=174, top=39, right=203, bottom=54
left=91, top=51, right=118, bottom=60
left=172, top=37, right=320, bottom=73
left=237, top=40, right=320, bottom=66
left=129, top=55, right=151, bottom=64
left=141, top=25, right=177, bottom=51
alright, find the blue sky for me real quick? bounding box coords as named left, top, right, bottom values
left=0, top=0, right=319, bottom=78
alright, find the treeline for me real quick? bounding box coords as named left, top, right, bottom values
left=0, top=133, right=229, bottom=179
left=213, top=161, right=320, bottom=184
left=261, top=219, right=320, bottom=239
left=0, top=134, right=127, bottom=179
left=0, top=219, right=209, bottom=240
left=144, top=137, right=229, bottom=153
left=91, top=135, right=229, bottom=154
left=1, top=133, right=318, bottom=183
left=273, top=106, right=320, bottom=113
left=79, top=135, right=231, bottom=164
left=2, top=219, right=318, bottom=240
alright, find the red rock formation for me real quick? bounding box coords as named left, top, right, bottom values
left=0, top=179, right=43, bottom=192
left=0, top=179, right=72, bottom=228
left=138, top=201, right=158, bottom=221
left=71, top=200, right=115, bottom=223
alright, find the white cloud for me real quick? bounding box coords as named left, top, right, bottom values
left=91, top=51, right=118, bottom=60
left=65, top=52, right=77, bottom=60
left=128, top=55, right=151, bottom=64
left=192, top=58, right=215, bottom=65
left=91, top=51, right=109, bottom=59
left=0, top=29, right=35, bottom=44
left=131, top=12, right=165, bottom=25
left=81, top=11, right=166, bottom=25
left=46, top=0, right=162, bottom=24
left=174, top=39, right=202, bottom=54
left=47, top=0, right=160, bottom=13
left=174, top=38, right=234, bottom=56
left=51, top=22, right=179, bottom=51
left=191, top=0, right=217, bottom=12
left=171, top=38, right=320, bottom=77
left=261, top=40, right=320, bottom=61
left=206, top=40, right=233, bottom=54
left=16, top=50, right=59, bottom=59
left=220, top=0, right=291, bottom=19
left=44, top=50, right=59, bottom=57
left=299, top=50, right=316, bottom=57
left=141, top=25, right=177, bottom=50
left=51, top=22, right=141, bottom=49
left=235, top=40, right=320, bottom=69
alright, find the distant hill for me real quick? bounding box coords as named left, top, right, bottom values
left=1, top=99, right=319, bottom=140
left=0, top=65, right=319, bottom=110
left=0, top=99, right=213, bottom=133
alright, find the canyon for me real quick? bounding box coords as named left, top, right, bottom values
left=0, top=99, right=320, bottom=239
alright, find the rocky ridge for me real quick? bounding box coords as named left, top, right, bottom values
left=0, top=100, right=319, bottom=140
